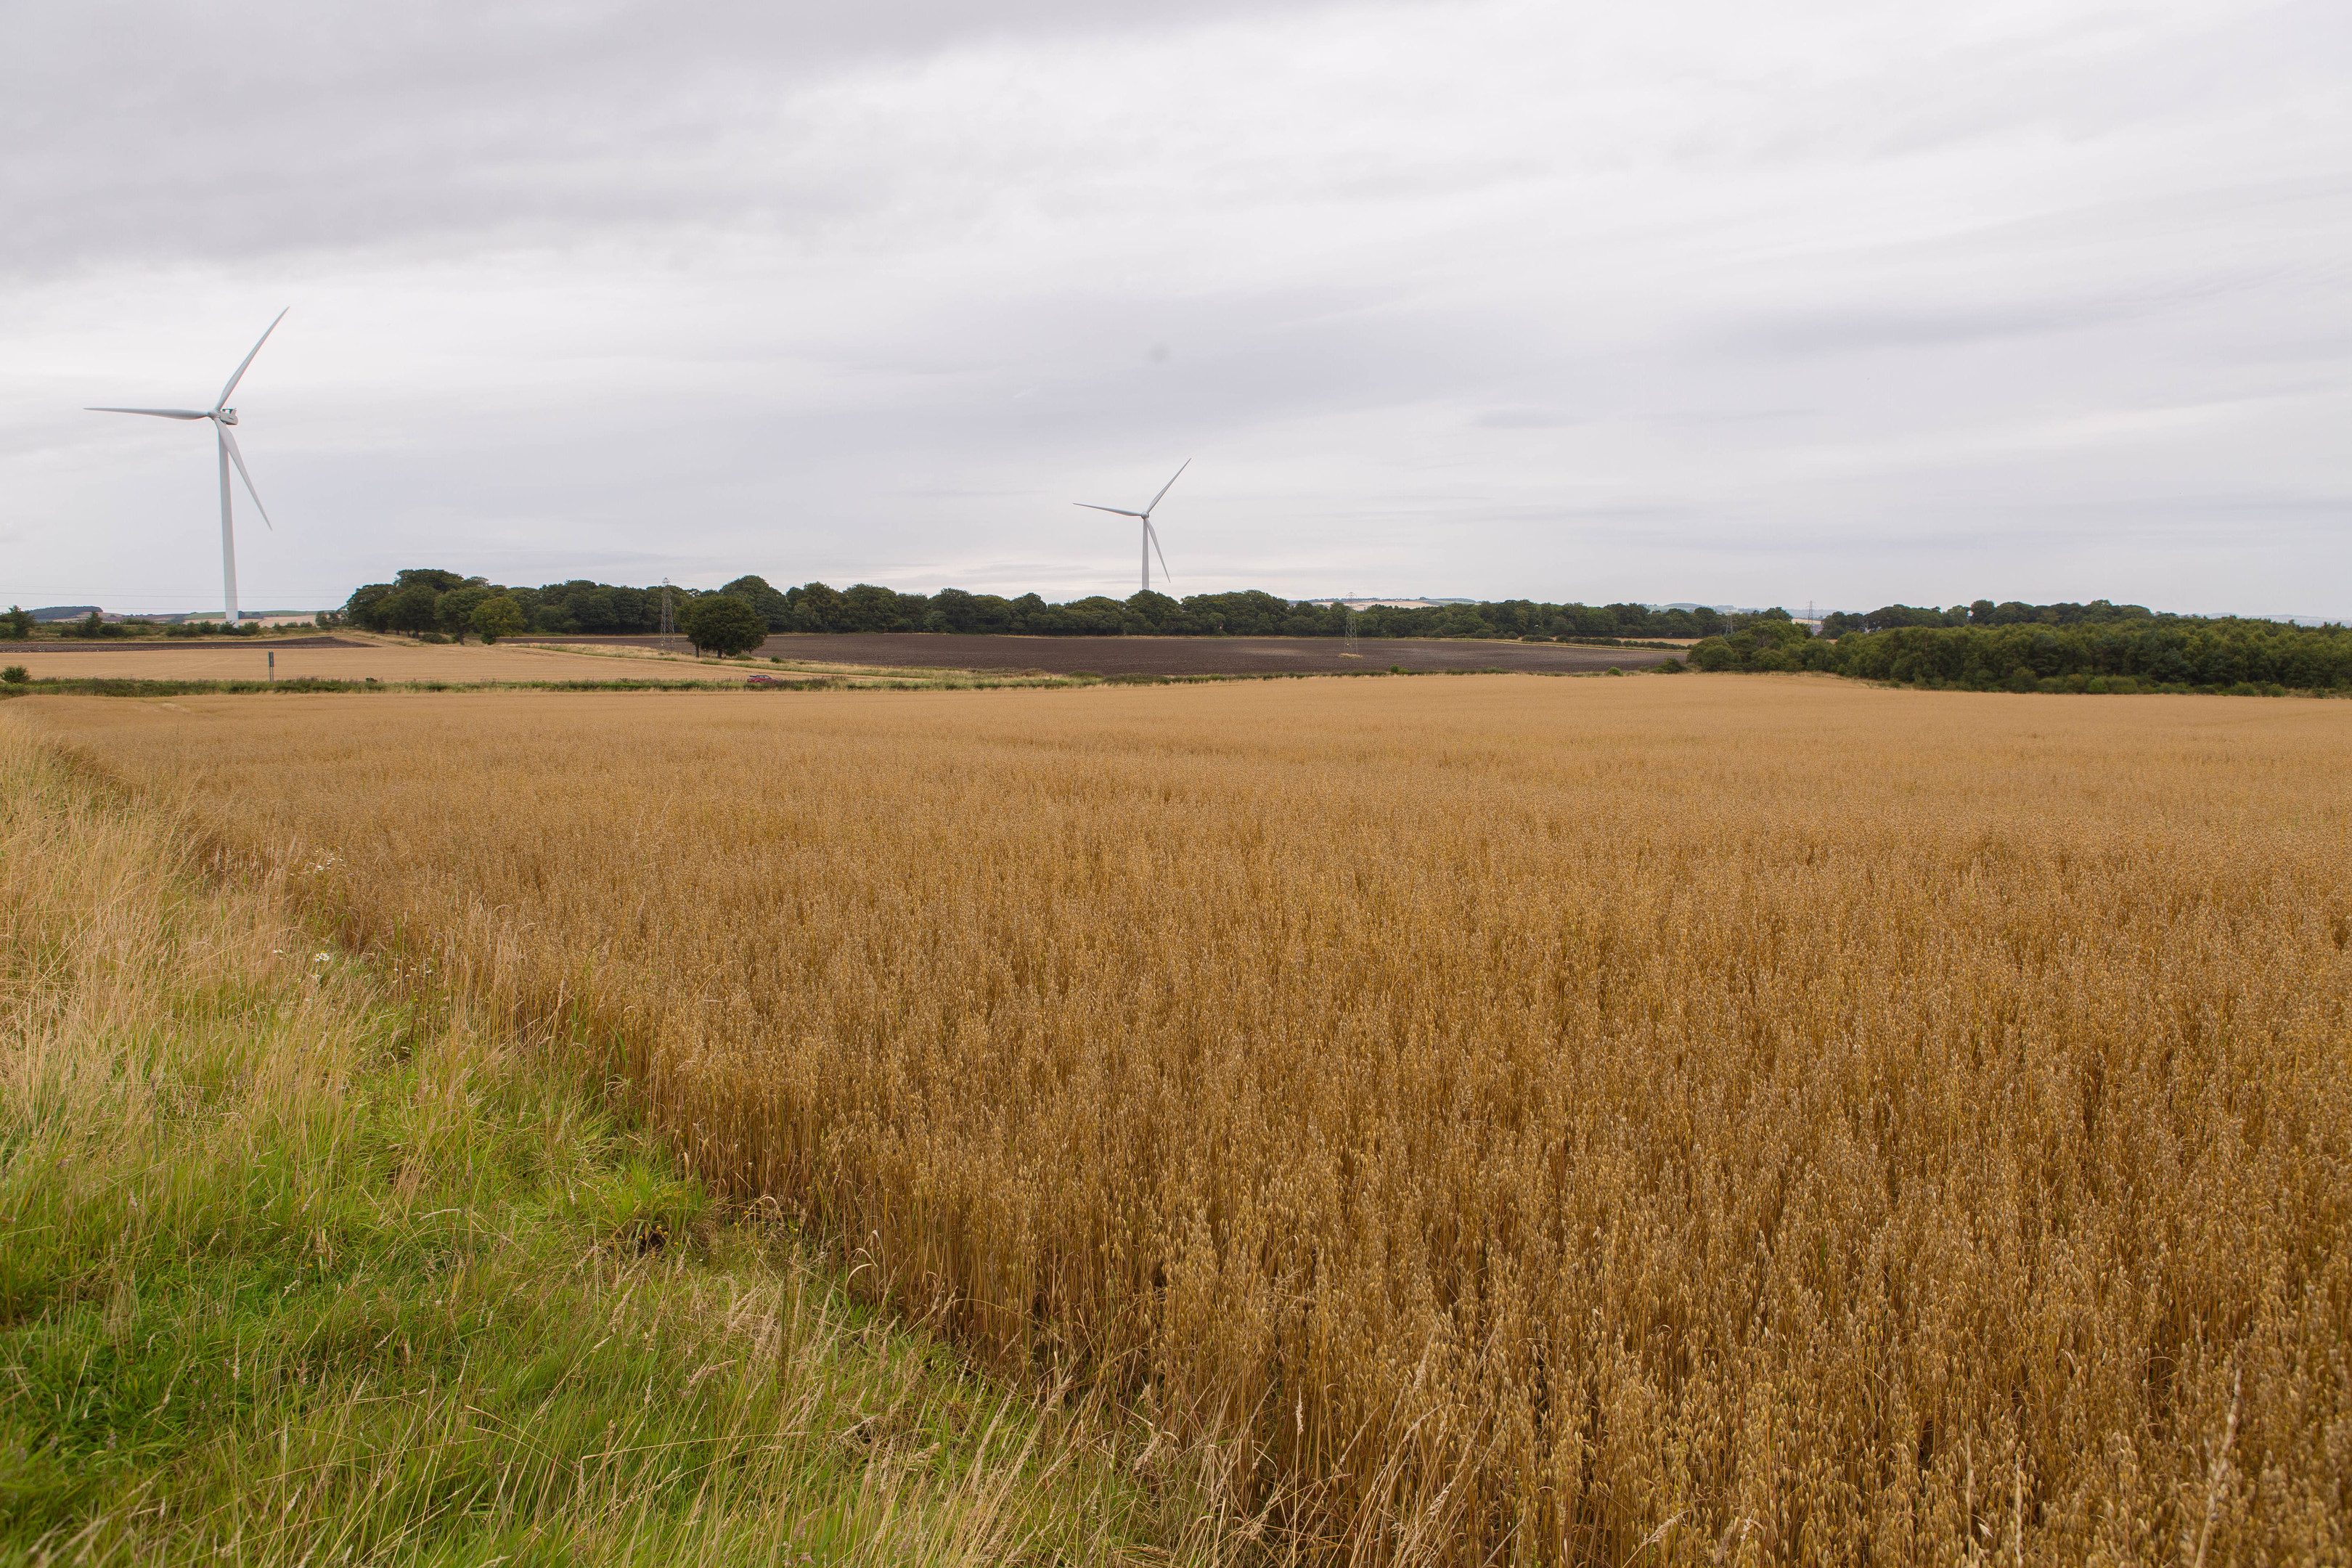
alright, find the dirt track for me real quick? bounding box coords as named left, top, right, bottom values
left=511, top=633, right=1673, bottom=677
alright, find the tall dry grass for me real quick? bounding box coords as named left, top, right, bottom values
left=25, top=677, right=2352, bottom=1564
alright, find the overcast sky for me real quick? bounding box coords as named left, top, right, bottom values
left=4, top=0, right=2346, bottom=616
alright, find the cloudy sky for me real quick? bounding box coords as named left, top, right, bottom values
left=4, top=0, right=2346, bottom=616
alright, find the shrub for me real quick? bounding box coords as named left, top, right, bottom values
left=1690, top=641, right=1736, bottom=672
left=470, top=596, right=529, bottom=645
left=1, top=666, right=25, bottom=685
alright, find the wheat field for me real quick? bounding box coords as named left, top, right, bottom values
left=0, top=636, right=741, bottom=682
left=25, top=677, right=2351, bottom=1564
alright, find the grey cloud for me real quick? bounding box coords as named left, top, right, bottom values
left=4, top=0, right=2348, bottom=618
left=1472, top=409, right=1582, bottom=429
left=1720, top=298, right=2153, bottom=356
left=4, top=0, right=1371, bottom=274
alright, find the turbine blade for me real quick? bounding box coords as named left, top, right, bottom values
left=218, top=424, right=273, bottom=531
left=1075, top=503, right=1146, bottom=517
left=87, top=407, right=209, bottom=419
left=1142, top=458, right=1191, bottom=518
left=216, top=307, right=288, bottom=409
left=1148, top=520, right=1174, bottom=592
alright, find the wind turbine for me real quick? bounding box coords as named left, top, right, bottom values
left=1076, top=460, right=1188, bottom=596
left=88, top=309, right=288, bottom=626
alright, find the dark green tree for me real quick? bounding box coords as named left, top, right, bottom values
left=925, top=588, right=978, bottom=632
left=841, top=583, right=906, bottom=632
left=1051, top=597, right=1125, bottom=634
left=343, top=584, right=396, bottom=629
left=720, top=576, right=793, bottom=630
left=378, top=584, right=442, bottom=633
left=683, top=595, right=767, bottom=656
left=968, top=594, right=1019, bottom=633
left=788, top=582, right=845, bottom=632
left=4, top=605, right=33, bottom=640
left=436, top=583, right=492, bottom=642
left=1123, top=590, right=1180, bottom=632
left=543, top=581, right=615, bottom=631
left=470, top=596, right=528, bottom=644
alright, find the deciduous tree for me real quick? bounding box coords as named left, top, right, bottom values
left=683, top=594, right=767, bottom=656
left=470, top=596, right=528, bottom=644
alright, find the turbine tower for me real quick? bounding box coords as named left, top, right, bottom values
left=88, top=309, right=288, bottom=626
left=1076, top=460, right=1188, bottom=595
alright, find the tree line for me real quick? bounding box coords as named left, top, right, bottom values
left=338, top=571, right=1748, bottom=643
left=1685, top=616, right=2352, bottom=693
left=333, top=571, right=2349, bottom=690
left=1820, top=598, right=2167, bottom=634
left=3, top=607, right=277, bottom=640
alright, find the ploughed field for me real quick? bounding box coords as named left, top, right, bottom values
left=25, top=677, right=2350, bottom=1564
left=511, top=630, right=1671, bottom=675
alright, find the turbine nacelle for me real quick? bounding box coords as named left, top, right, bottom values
left=216, top=408, right=238, bottom=425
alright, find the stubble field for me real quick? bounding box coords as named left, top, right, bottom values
left=23, top=677, right=2350, bottom=1564
left=0, top=635, right=752, bottom=683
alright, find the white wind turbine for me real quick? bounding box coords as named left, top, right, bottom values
left=1076, top=460, right=1188, bottom=596
left=88, top=309, right=288, bottom=626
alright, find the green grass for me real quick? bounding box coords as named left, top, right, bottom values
left=0, top=722, right=1220, bottom=1566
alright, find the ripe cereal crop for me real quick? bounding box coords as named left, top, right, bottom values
left=25, top=676, right=2351, bottom=1564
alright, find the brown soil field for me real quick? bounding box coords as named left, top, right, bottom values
left=0, top=638, right=747, bottom=683
left=513, top=631, right=1672, bottom=675
left=19, top=677, right=2350, bottom=1564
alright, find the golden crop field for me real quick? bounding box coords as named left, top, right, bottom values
left=25, top=677, right=2351, bottom=1564
left=0, top=637, right=746, bottom=683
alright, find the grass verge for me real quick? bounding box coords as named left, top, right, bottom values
left=0, top=717, right=1217, bottom=1566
